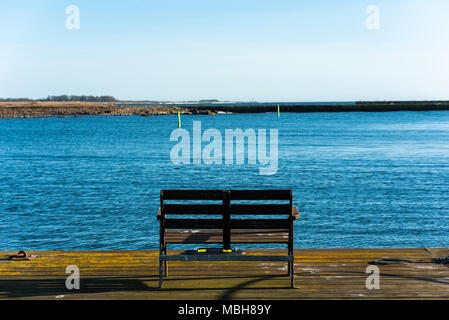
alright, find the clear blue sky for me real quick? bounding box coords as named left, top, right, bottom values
left=1, top=0, right=448, bottom=101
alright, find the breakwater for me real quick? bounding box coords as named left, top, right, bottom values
left=181, top=101, right=449, bottom=113
left=2, top=101, right=449, bottom=118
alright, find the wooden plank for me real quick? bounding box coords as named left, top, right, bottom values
left=230, top=189, right=291, bottom=200
left=425, top=248, right=449, bottom=259
left=162, top=189, right=292, bottom=200
left=164, top=219, right=222, bottom=229
left=160, top=255, right=292, bottom=261
left=230, top=229, right=289, bottom=243
left=163, top=204, right=223, bottom=215
left=230, top=219, right=289, bottom=229
left=230, top=204, right=291, bottom=215
left=165, top=229, right=289, bottom=244
left=162, top=189, right=224, bottom=200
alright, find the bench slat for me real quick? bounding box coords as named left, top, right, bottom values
left=164, top=218, right=223, bottom=229
left=165, top=229, right=289, bottom=244
left=230, top=189, right=291, bottom=200
left=230, top=219, right=289, bottom=229
left=164, top=204, right=223, bottom=215
left=230, top=204, right=291, bottom=215
left=160, top=206, right=298, bottom=217
left=162, top=189, right=292, bottom=200
left=160, top=254, right=292, bottom=261
left=162, top=189, right=224, bottom=200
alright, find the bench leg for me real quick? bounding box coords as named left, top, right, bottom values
left=290, top=260, right=295, bottom=288
left=287, top=248, right=292, bottom=276
left=163, top=246, right=168, bottom=277
left=159, top=258, right=163, bottom=288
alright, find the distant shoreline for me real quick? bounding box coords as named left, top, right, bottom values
left=1, top=100, right=449, bottom=119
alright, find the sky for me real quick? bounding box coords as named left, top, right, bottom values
left=1, top=0, right=449, bottom=102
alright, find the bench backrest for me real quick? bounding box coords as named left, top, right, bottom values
left=160, top=189, right=293, bottom=249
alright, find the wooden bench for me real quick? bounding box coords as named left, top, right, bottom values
left=157, top=189, right=299, bottom=288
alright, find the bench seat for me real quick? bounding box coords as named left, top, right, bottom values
left=165, top=229, right=289, bottom=244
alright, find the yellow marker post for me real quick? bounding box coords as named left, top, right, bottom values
left=177, top=111, right=181, bottom=128
left=277, top=104, right=280, bottom=118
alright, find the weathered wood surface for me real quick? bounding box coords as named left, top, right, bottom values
left=0, top=248, right=448, bottom=300
left=165, top=229, right=289, bottom=244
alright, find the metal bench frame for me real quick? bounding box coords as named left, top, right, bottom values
left=157, top=189, right=299, bottom=288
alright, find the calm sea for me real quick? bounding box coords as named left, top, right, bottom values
left=1, top=111, right=448, bottom=250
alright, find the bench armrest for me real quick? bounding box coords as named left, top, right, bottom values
left=292, top=207, right=299, bottom=220
left=157, top=208, right=162, bottom=220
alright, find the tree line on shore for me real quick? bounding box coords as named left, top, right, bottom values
left=0, top=95, right=117, bottom=102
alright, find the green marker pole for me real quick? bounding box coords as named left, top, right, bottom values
left=277, top=104, right=280, bottom=118
left=177, top=111, right=181, bottom=128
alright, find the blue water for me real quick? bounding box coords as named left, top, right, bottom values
left=1, top=112, right=448, bottom=250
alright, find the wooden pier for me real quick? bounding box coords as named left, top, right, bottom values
left=1, top=248, right=448, bottom=300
